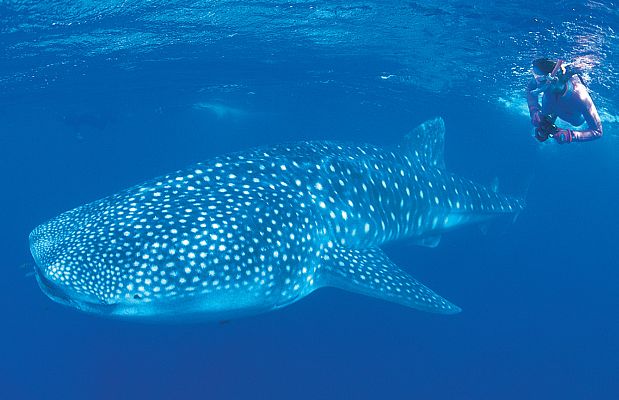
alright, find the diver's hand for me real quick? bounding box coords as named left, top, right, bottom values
left=554, top=128, right=574, bottom=144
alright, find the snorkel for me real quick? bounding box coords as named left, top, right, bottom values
left=550, top=59, right=564, bottom=77
left=547, top=59, right=564, bottom=86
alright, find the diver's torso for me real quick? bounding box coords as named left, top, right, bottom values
left=542, top=77, right=586, bottom=126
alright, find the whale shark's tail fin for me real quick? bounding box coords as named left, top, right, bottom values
left=399, top=117, right=446, bottom=170
left=319, top=246, right=460, bottom=314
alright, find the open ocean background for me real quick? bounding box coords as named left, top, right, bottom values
left=1, top=1, right=618, bottom=399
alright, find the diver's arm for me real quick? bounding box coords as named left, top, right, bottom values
left=526, top=79, right=542, bottom=126
left=572, top=88, right=603, bottom=141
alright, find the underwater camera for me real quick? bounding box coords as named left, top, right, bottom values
left=535, top=114, right=558, bottom=141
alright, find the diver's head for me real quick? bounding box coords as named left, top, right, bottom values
left=532, top=57, right=566, bottom=92
left=532, top=57, right=557, bottom=76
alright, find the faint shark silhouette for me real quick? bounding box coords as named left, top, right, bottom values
left=192, top=101, right=251, bottom=120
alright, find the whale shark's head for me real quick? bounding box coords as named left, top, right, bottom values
left=29, top=209, right=229, bottom=321
left=29, top=207, right=146, bottom=318
left=29, top=189, right=217, bottom=320
left=28, top=172, right=306, bottom=321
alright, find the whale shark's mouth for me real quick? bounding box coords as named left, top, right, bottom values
left=34, top=268, right=119, bottom=316
left=32, top=267, right=229, bottom=321
left=34, top=267, right=276, bottom=321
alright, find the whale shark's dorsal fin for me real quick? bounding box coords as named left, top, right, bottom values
left=401, top=117, right=446, bottom=170
left=319, top=246, right=460, bottom=314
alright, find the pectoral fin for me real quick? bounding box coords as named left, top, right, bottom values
left=319, top=246, right=460, bottom=314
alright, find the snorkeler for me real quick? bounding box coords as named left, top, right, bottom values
left=526, top=58, right=603, bottom=144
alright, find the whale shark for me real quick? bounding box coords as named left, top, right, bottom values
left=192, top=101, right=251, bottom=120
left=29, top=118, right=524, bottom=320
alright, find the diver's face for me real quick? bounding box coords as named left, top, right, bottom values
left=533, top=71, right=564, bottom=93
left=533, top=71, right=550, bottom=86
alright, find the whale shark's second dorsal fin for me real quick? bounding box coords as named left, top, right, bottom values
left=400, top=117, right=446, bottom=170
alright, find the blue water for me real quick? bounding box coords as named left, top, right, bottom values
left=1, top=1, right=618, bottom=399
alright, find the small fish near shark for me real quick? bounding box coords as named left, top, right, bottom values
left=29, top=118, right=524, bottom=321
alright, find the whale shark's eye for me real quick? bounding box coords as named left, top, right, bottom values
left=133, top=294, right=142, bottom=300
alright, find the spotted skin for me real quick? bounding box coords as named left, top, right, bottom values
left=30, top=118, right=524, bottom=320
